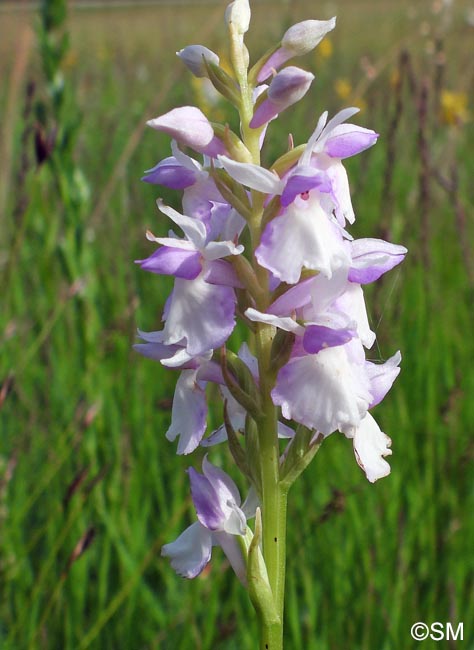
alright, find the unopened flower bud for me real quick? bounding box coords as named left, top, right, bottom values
left=146, top=106, right=225, bottom=157
left=256, top=17, right=336, bottom=82
left=268, top=66, right=314, bottom=106
left=281, top=18, right=336, bottom=56
left=225, top=0, right=251, bottom=35
left=177, top=45, right=220, bottom=78
left=250, top=67, right=314, bottom=129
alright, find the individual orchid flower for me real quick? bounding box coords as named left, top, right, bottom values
left=257, top=17, right=336, bottom=82
left=301, top=108, right=379, bottom=225
left=147, top=106, right=225, bottom=157
left=136, top=200, right=243, bottom=357
left=217, top=154, right=350, bottom=282
left=162, top=457, right=256, bottom=582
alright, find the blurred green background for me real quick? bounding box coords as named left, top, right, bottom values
left=1, top=1, right=473, bottom=648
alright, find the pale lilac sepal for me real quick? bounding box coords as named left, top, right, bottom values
left=203, top=259, right=243, bottom=288
left=136, top=246, right=202, bottom=279
left=161, top=521, right=212, bottom=578
left=133, top=342, right=187, bottom=365
left=166, top=369, right=207, bottom=454
left=141, top=157, right=198, bottom=189
left=268, top=277, right=313, bottom=315
left=325, top=124, right=379, bottom=159
left=352, top=413, right=392, bottom=482
left=303, top=324, right=356, bottom=354
left=349, top=238, right=408, bottom=284
left=366, top=351, right=401, bottom=407
left=190, top=457, right=246, bottom=534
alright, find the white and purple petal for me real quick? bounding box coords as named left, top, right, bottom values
left=349, top=238, right=408, bottom=284
left=324, top=123, right=379, bottom=159
left=366, top=351, right=401, bottom=407
left=271, top=345, right=372, bottom=436
left=303, top=323, right=356, bottom=354
left=142, top=157, right=198, bottom=189
left=161, top=275, right=236, bottom=356
left=256, top=195, right=349, bottom=283
left=136, top=246, right=202, bottom=279
left=166, top=369, right=207, bottom=454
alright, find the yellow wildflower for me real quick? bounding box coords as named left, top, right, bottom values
left=440, top=90, right=469, bottom=126
left=334, top=78, right=352, bottom=101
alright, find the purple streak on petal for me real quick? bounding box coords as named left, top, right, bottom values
left=136, top=247, right=202, bottom=280
left=257, top=48, right=293, bottom=82
left=141, top=157, right=198, bottom=189
left=303, top=324, right=356, bottom=354
left=188, top=467, right=224, bottom=530
left=349, top=238, right=407, bottom=284
left=366, top=351, right=401, bottom=407
left=324, top=125, right=379, bottom=159
left=203, top=259, right=244, bottom=288
left=281, top=172, right=331, bottom=207
left=161, top=521, right=212, bottom=579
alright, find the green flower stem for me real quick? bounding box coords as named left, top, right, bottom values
left=230, top=32, right=288, bottom=648
left=255, top=321, right=288, bottom=650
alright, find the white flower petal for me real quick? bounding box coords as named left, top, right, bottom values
left=353, top=412, right=392, bottom=482
left=218, top=155, right=284, bottom=194
left=157, top=199, right=207, bottom=249
left=161, top=522, right=212, bottom=579
left=245, top=307, right=305, bottom=334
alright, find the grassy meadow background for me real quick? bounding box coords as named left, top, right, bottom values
left=1, top=0, right=474, bottom=648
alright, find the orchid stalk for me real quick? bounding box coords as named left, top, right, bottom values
left=135, top=1, right=406, bottom=648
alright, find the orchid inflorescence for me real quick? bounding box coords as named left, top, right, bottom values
left=135, top=0, right=406, bottom=645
